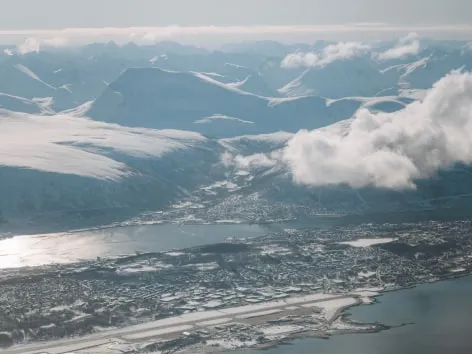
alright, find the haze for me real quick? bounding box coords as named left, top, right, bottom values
left=0, top=0, right=471, bottom=46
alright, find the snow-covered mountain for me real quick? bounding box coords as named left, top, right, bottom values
left=2, top=40, right=472, bottom=232
left=279, top=57, right=395, bottom=98
left=86, top=67, right=364, bottom=137
left=0, top=110, right=224, bottom=232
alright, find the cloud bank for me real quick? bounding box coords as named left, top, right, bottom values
left=227, top=71, right=472, bottom=190
left=376, top=32, right=420, bottom=60
left=281, top=42, right=371, bottom=68
left=282, top=70, right=472, bottom=189
left=1, top=24, right=472, bottom=48
left=0, top=111, right=205, bottom=180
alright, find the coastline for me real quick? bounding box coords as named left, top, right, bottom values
left=222, top=272, right=472, bottom=353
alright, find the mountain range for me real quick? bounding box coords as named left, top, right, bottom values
left=1, top=39, right=472, bottom=233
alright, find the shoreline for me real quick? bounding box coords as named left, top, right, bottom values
left=2, top=272, right=471, bottom=353
left=219, top=272, right=472, bottom=353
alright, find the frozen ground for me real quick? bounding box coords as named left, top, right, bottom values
left=3, top=292, right=375, bottom=354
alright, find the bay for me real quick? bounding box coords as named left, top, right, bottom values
left=0, top=223, right=268, bottom=269
left=236, top=275, right=472, bottom=354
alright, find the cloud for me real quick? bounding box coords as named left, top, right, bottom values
left=0, top=24, right=472, bottom=47
left=8, top=37, right=69, bottom=55
left=225, top=71, right=472, bottom=190
left=376, top=32, right=420, bottom=60
left=462, top=41, right=472, bottom=52
left=0, top=111, right=205, bottom=180
left=282, top=70, right=472, bottom=189
left=16, top=37, right=41, bottom=54
left=281, top=42, right=371, bottom=68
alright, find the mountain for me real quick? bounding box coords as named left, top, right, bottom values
left=377, top=48, right=472, bottom=91
left=86, top=67, right=363, bottom=137
left=279, top=57, right=395, bottom=98
left=0, top=93, right=45, bottom=114
left=0, top=110, right=223, bottom=232
left=0, top=52, right=147, bottom=112
left=2, top=40, right=472, bottom=232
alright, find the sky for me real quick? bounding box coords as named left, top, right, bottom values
left=0, top=0, right=471, bottom=45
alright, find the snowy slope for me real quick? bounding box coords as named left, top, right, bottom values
left=0, top=110, right=223, bottom=231
left=86, top=67, right=363, bottom=137
left=278, top=57, right=395, bottom=98
left=0, top=93, right=44, bottom=114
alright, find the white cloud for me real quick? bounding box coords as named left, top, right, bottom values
left=9, top=36, right=69, bottom=55
left=222, top=151, right=279, bottom=171
left=281, top=42, right=371, bottom=68
left=224, top=71, right=472, bottom=190
left=16, top=37, right=40, bottom=54
left=0, top=24, right=471, bottom=47
left=376, top=32, right=420, bottom=60
left=281, top=52, right=321, bottom=68
left=0, top=111, right=205, bottom=180
left=282, top=70, right=472, bottom=189
left=462, top=41, right=472, bottom=52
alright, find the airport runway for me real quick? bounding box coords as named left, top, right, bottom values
left=3, top=293, right=354, bottom=354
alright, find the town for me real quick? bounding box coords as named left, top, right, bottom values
left=1, top=219, right=472, bottom=351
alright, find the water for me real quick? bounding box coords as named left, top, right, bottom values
left=237, top=276, right=472, bottom=354
left=0, top=223, right=268, bottom=269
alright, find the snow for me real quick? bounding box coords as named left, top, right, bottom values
left=196, top=318, right=232, bottom=327
left=201, top=180, right=240, bottom=192
left=358, top=271, right=377, bottom=278
left=304, top=297, right=359, bottom=321
left=260, top=245, right=292, bottom=256
left=116, top=263, right=173, bottom=275
left=201, top=72, right=225, bottom=78
left=193, top=72, right=256, bottom=97
left=399, top=57, right=430, bottom=84
left=122, top=324, right=194, bottom=340
left=194, top=114, right=254, bottom=125
left=278, top=69, right=313, bottom=97
left=20, top=339, right=113, bottom=354
left=14, top=64, right=57, bottom=90
left=235, top=309, right=282, bottom=319
left=206, top=338, right=257, bottom=350
left=0, top=110, right=207, bottom=180
left=259, top=324, right=305, bottom=336
left=340, top=238, right=397, bottom=248
left=224, top=63, right=248, bottom=69
left=202, top=300, right=223, bottom=309
left=221, top=131, right=293, bottom=145
left=171, top=201, right=204, bottom=209
left=226, top=75, right=251, bottom=89
left=166, top=252, right=185, bottom=257
left=450, top=267, right=466, bottom=273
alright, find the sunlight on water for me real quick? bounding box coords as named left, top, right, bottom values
left=0, top=232, right=108, bottom=268
left=0, top=224, right=267, bottom=269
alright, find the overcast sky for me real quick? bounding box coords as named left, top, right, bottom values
left=0, top=0, right=471, bottom=45
left=1, top=0, right=471, bottom=28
